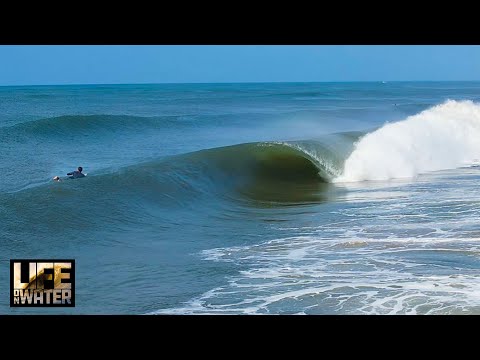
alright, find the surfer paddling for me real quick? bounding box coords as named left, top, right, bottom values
left=67, top=166, right=86, bottom=179
left=53, top=166, right=87, bottom=182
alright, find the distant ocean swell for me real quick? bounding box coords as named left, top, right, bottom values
left=0, top=114, right=189, bottom=136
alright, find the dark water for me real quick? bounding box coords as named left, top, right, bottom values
left=2, top=82, right=480, bottom=314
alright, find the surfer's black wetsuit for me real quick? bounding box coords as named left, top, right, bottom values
left=67, top=170, right=85, bottom=179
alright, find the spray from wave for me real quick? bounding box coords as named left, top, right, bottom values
left=335, top=100, right=480, bottom=182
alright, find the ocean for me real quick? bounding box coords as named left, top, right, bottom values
left=1, top=82, right=480, bottom=314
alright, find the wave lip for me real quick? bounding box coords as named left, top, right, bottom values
left=335, top=100, right=480, bottom=182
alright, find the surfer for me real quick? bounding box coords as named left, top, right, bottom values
left=53, top=176, right=61, bottom=182
left=67, top=166, right=86, bottom=179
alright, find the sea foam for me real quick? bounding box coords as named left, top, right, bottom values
left=335, top=100, right=480, bottom=182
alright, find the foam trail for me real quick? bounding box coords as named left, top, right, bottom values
left=335, top=100, right=480, bottom=182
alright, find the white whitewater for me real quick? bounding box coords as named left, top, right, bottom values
left=335, top=100, right=480, bottom=182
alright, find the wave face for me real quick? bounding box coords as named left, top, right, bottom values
left=190, top=135, right=358, bottom=183
left=178, top=137, right=356, bottom=203
left=7, top=133, right=358, bottom=204
left=336, top=100, right=480, bottom=182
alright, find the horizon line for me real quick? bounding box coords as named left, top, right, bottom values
left=2, top=79, right=480, bottom=87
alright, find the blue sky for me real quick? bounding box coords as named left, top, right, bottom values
left=0, top=45, right=479, bottom=85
